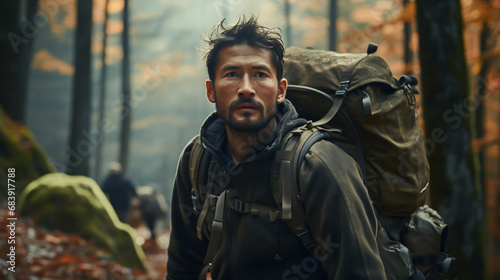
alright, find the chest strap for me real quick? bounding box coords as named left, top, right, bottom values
left=226, top=195, right=281, bottom=222
left=203, top=188, right=282, bottom=264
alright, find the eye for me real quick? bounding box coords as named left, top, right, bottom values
left=256, top=72, right=268, bottom=78
left=225, top=72, right=238, bottom=78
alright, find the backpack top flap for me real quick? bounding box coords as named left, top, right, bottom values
left=282, top=46, right=429, bottom=217
left=284, top=46, right=399, bottom=94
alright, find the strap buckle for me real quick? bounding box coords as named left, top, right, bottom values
left=234, top=199, right=248, bottom=213
left=296, top=228, right=316, bottom=250
left=336, top=80, right=350, bottom=96
left=269, top=210, right=281, bottom=222
left=208, top=194, right=218, bottom=209
left=191, top=194, right=200, bottom=213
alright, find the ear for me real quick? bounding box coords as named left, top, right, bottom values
left=206, top=80, right=216, bottom=103
left=277, top=78, right=287, bottom=104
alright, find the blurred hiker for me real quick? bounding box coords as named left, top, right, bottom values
left=136, top=185, right=169, bottom=240
left=101, top=162, right=137, bottom=223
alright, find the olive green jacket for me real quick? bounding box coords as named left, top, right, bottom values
left=167, top=100, right=386, bottom=280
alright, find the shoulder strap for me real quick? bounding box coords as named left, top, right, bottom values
left=188, top=136, right=212, bottom=240
left=272, top=124, right=338, bottom=252
left=189, top=135, right=204, bottom=207
left=203, top=188, right=229, bottom=264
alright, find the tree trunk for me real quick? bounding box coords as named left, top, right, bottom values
left=95, top=0, right=110, bottom=182
left=403, top=0, right=413, bottom=75
left=328, top=0, right=337, bottom=51
left=18, top=0, right=39, bottom=122
left=416, top=0, right=486, bottom=279
left=0, top=1, right=21, bottom=118
left=475, top=0, right=500, bottom=277
left=0, top=0, right=39, bottom=122
left=284, top=0, right=291, bottom=47
left=66, top=0, right=93, bottom=176
left=119, top=0, right=131, bottom=174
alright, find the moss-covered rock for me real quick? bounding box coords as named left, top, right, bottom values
left=18, top=173, right=146, bottom=271
left=0, top=105, right=55, bottom=199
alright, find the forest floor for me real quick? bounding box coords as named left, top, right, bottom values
left=0, top=206, right=169, bottom=280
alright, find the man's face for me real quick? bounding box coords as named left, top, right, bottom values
left=206, top=44, right=287, bottom=132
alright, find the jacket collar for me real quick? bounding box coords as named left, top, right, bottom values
left=200, top=99, right=306, bottom=167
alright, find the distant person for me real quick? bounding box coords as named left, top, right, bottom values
left=136, top=185, right=169, bottom=240
left=101, top=162, right=137, bottom=223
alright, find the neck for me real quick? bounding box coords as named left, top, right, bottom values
left=226, top=118, right=277, bottom=165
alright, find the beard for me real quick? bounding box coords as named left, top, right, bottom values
left=216, top=96, right=278, bottom=132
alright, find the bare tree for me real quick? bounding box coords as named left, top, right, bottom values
left=119, top=0, right=131, bottom=174
left=403, top=0, right=413, bottom=75
left=66, top=0, right=93, bottom=176
left=328, top=0, right=337, bottom=51
left=95, top=0, right=110, bottom=182
left=473, top=0, right=500, bottom=278
left=0, top=0, right=39, bottom=122
left=416, top=0, right=486, bottom=278
left=284, top=0, right=291, bottom=47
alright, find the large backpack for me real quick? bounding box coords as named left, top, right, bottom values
left=189, top=43, right=453, bottom=279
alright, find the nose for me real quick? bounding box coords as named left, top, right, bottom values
left=237, top=74, right=256, bottom=98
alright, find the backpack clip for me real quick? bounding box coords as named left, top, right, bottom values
left=398, top=75, right=418, bottom=106
left=191, top=189, right=201, bottom=213
left=336, top=80, right=350, bottom=96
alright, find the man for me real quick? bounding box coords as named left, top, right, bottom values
left=167, top=16, right=386, bottom=279
left=136, top=185, right=169, bottom=240
left=101, top=162, right=137, bottom=223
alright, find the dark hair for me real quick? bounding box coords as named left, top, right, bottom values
left=204, top=15, right=285, bottom=82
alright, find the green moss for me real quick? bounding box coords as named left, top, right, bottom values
left=0, top=106, right=55, bottom=199
left=18, top=173, right=146, bottom=271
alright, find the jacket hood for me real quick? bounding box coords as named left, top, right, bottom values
left=200, top=99, right=306, bottom=167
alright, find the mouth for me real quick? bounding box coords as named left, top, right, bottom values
left=229, top=99, right=264, bottom=116
left=233, top=104, right=261, bottom=115
left=234, top=103, right=260, bottom=111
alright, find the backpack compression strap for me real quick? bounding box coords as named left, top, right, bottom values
left=312, top=42, right=378, bottom=127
